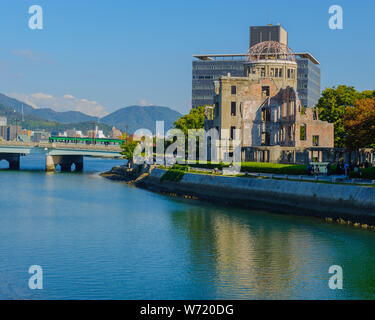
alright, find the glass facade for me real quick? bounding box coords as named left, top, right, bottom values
left=192, top=59, right=246, bottom=108
left=297, top=58, right=321, bottom=108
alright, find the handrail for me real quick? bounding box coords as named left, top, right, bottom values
left=0, top=141, right=122, bottom=152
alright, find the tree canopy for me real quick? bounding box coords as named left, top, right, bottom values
left=344, top=98, right=375, bottom=149
left=121, top=140, right=139, bottom=160
left=317, top=86, right=375, bottom=147
left=173, top=106, right=205, bottom=136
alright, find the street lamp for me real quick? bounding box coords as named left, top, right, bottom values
left=13, top=110, right=18, bottom=142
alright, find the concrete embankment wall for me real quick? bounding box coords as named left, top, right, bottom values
left=137, top=169, right=375, bottom=224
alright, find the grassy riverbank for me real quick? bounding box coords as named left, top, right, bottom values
left=188, top=162, right=307, bottom=175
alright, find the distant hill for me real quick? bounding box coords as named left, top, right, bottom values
left=0, top=103, right=113, bottom=136
left=27, top=108, right=96, bottom=123
left=101, top=105, right=182, bottom=134
left=0, top=93, right=183, bottom=134
left=0, top=93, right=96, bottom=123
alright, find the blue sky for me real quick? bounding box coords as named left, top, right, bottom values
left=0, top=0, right=373, bottom=116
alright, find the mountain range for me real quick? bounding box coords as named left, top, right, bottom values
left=100, top=105, right=182, bottom=134
left=0, top=94, right=96, bottom=123
left=0, top=93, right=182, bottom=134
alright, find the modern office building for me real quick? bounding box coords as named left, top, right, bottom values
left=7, top=125, right=22, bottom=141
left=297, top=57, right=321, bottom=107
left=31, top=131, right=50, bottom=143
left=0, top=117, right=7, bottom=140
left=192, top=55, right=247, bottom=108
left=192, top=24, right=321, bottom=109
left=0, top=126, right=7, bottom=140
left=250, top=25, right=288, bottom=48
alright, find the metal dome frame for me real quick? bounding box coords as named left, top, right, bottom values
left=247, top=41, right=296, bottom=62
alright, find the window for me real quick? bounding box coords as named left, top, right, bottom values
left=214, top=102, right=219, bottom=117
left=231, top=102, right=236, bottom=116
left=282, top=103, right=286, bottom=117
left=288, top=126, right=292, bottom=140
left=313, top=135, right=319, bottom=146
left=313, top=108, right=318, bottom=120
left=230, top=126, right=236, bottom=140
left=231, top=86, right=236, bottom=94
left=261, top=132, right=271, bottom=146
left=300, top=124, right=306, bottom=141
left=287, top=69, right=291, bottom=78
left=262, top=86, right=270, bottom=97
left=261, top=108, right=271, bottom=122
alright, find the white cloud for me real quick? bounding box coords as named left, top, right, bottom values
left=12, top=49, right=37, bottom=61
left=31, top=92, right=53, bottom=99
left=7, top=92, right=109, bottom=117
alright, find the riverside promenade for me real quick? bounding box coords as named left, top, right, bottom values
left=136, top=168, right=375, bottom=225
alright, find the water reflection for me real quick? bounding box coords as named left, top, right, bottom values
left=1, top=155, right=375, bottom=299
left=169, top=204, right=375, bottom=299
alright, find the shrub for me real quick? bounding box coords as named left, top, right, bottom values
left=187, top=162, right=307, bottom=175
left=187, top=162, right=227, bottom=170
left=239, top=162, right=307, bottom=175
left=160, top=165, right=188, bottom=182
left=350, top=167, right=375, bottom=179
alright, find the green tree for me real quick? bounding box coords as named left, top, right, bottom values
left=172, top=106, right=207, bottom=160
left=121, top=141, right=139, bottom=164
left=317, top=86, right=375, bottom=147
left=317, top=86, right=361, bottom=147
left=173, top=106, right=206, bottom=136
left=344, top=98, right=375, bottom=149
left=358, top=90, right=375, bottom=100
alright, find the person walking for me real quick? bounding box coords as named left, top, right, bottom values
left=344, top=162, right=350, bottom=178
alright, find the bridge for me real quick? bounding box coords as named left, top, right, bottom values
left=0, top=141, right=123, bottom=172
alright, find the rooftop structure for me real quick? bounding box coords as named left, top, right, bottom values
left=247, top=41, right=296, bottom=63
left=193, top=52, right=319, bottom=64
left=250, top=25, right=288, bottom=48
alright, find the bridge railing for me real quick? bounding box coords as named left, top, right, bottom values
left=0, top=141, right=123, bottom=152
left=0, top=141, right=37, bottom=147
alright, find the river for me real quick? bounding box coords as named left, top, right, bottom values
left=0, top=155, right=374, bottom=299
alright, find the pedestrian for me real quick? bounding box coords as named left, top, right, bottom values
left=344, top=162, right=350, bottom=178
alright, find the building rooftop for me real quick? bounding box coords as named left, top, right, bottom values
left=193, top=54, right=248, bottom=61
left=193, top=52, right=319, bottom=64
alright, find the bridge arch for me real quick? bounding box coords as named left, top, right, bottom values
left=46, top=155, right=84, bottom=172
left=0, top=153, right=20, bottom=170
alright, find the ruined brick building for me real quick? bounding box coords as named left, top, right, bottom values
left=205, top=41, right=334, bottom=163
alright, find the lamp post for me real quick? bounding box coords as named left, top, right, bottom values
left=13, top=110, right=18, bottom=142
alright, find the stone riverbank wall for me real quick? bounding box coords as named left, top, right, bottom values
left=136, top=168, right=375, bottom=225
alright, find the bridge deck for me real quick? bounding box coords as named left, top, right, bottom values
left=0, top=141, right=122, bottom=151
left=0, top=141, right=123, bottom=157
